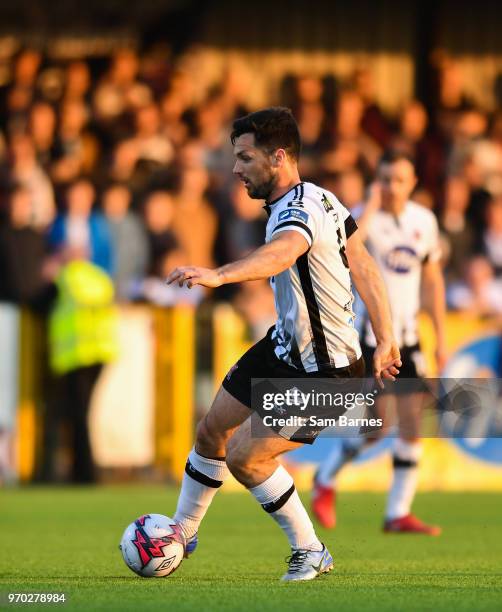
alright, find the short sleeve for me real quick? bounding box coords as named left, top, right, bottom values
left=270, top=200, right=321, bottom=247
left=334, top=198, right=358, bottom=240
left=342, top=210, right=358, bottom=239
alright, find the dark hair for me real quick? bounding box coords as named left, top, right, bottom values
left=378, top=149, right=416, bottom=171
left=231, top=107, right=301, bottom=161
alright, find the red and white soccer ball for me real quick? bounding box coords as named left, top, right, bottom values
left=120, top=514, right=185, bottom=577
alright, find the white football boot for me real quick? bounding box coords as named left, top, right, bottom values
left=281, top=544, right=334, bottom=582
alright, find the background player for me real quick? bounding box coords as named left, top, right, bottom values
left=312, top=150, right=447, bottom=535
left=166, top=107, right=401, bottom=581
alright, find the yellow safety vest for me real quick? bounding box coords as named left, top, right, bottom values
left=48, top=261, right=119, bottom=374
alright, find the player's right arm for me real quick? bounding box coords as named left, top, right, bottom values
left=165, top=230, right=309, bottom=288
left=345, top=230, right=401, bottom=385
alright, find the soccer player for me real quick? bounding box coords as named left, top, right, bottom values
left=312, top=150, right=447, bottom=535
left=166, top=108, right=401, bottom=581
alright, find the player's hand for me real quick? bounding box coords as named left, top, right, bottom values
left=373, top=340, right=402, bottom=389
left=165, top=266, right=223, bottom=289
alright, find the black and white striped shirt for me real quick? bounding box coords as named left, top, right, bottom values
left=264, top=181, right=361, bottom=372
left=354, top=200, right=442, bottom=348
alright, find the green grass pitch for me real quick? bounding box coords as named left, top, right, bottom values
left=1, top=487, right=501, bottom=611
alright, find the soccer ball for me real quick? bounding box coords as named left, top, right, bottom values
left=119, top=514, right=185, bottom=577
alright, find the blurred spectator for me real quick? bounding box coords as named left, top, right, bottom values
left=160, top=88, right=190, bottom=147
left=352, top=67, right=393, bottom=148
left=193, top=91, right=234, bottom=189
left=131, top=102, right=173, bottom=166
left=448, top=256, right=502, bottom=316
left=479, top=195, right=502, bottom=276
left=460, top=113, right=502, bottom=197
left=293, top=76, right=331, bottom=181
left=28, top=101, right=57, bottom=169
left=439, top=176, right=475, bottom=283
left=0, top=48, right=42, bottom=134
left=322, top=90, right=379, bottom=178
left=391, top=100, right=447, bottom=206
left=46, top=259, right=118, bottom=483
left=2, top=132, right=55, bottom=229
left=224, top=180, right=267, bottom=261
left=173, top=159, right=217, bottom=268
left=64, top=61, right=92, bottom=104
left=142, top=190, right=179, bottom=276
left=433, top=57, right=473, bottom=139
left=139, top=43, right=172, bottom=98
left=49, top=178, right=113, bottom=274
left=0, top=184, right=56, bottom=484
left=109, top=139, right=140, bottom=185
left=51, top=99, right=100, bottom=186
left=462, top=153, right=492, bottom=235
left=93, top=49, right=151, bottom=125
left=334, top=168, right=365, bottom=210
left=0, top=185, right=55, bottom=308
left=102, top=183, right=149, bottom=300
left=448, top=108, right=492, bottom=195
left=218, top=63, right=252, bottom=122
left=140, top=177, right=205, bottom=306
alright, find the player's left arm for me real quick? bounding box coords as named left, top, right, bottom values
left=165, top=230, right=309, bottom=288
left=421, top=258, right=448, bottom=373
left=345, top=230, right=401, bottom=387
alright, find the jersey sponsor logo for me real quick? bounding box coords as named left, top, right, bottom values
left=278, top=209, right=309, bottom=224
left=321, top=193, right=334, bottom=212
left=383, top=246, right=419, bottom=273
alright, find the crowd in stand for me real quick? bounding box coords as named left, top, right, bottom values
left=0, top=44, right=501, bottom=484
left=0, top=46, right=501, bottom=324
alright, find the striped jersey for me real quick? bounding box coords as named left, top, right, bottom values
left=264, top=181, right=361, bottom=372
left=356, top=200, right=441, bottom=347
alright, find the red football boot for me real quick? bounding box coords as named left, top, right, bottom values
left=383, top=513, right=442, bottom=536
left=312, top=483, right=336, bottom=529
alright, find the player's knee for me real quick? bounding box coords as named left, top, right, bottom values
left=195, top=416, right=225, bottom=457
left=225, top=439, right=254, bottom=482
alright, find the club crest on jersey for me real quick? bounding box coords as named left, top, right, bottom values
left=384, top=246, right=419, bottom=273
left=321, top=193, right=334, bottom=212
left=278, top=209, right=309, bottom=224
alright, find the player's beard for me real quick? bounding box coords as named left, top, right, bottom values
left=247, top=170, right=277, bottom=200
